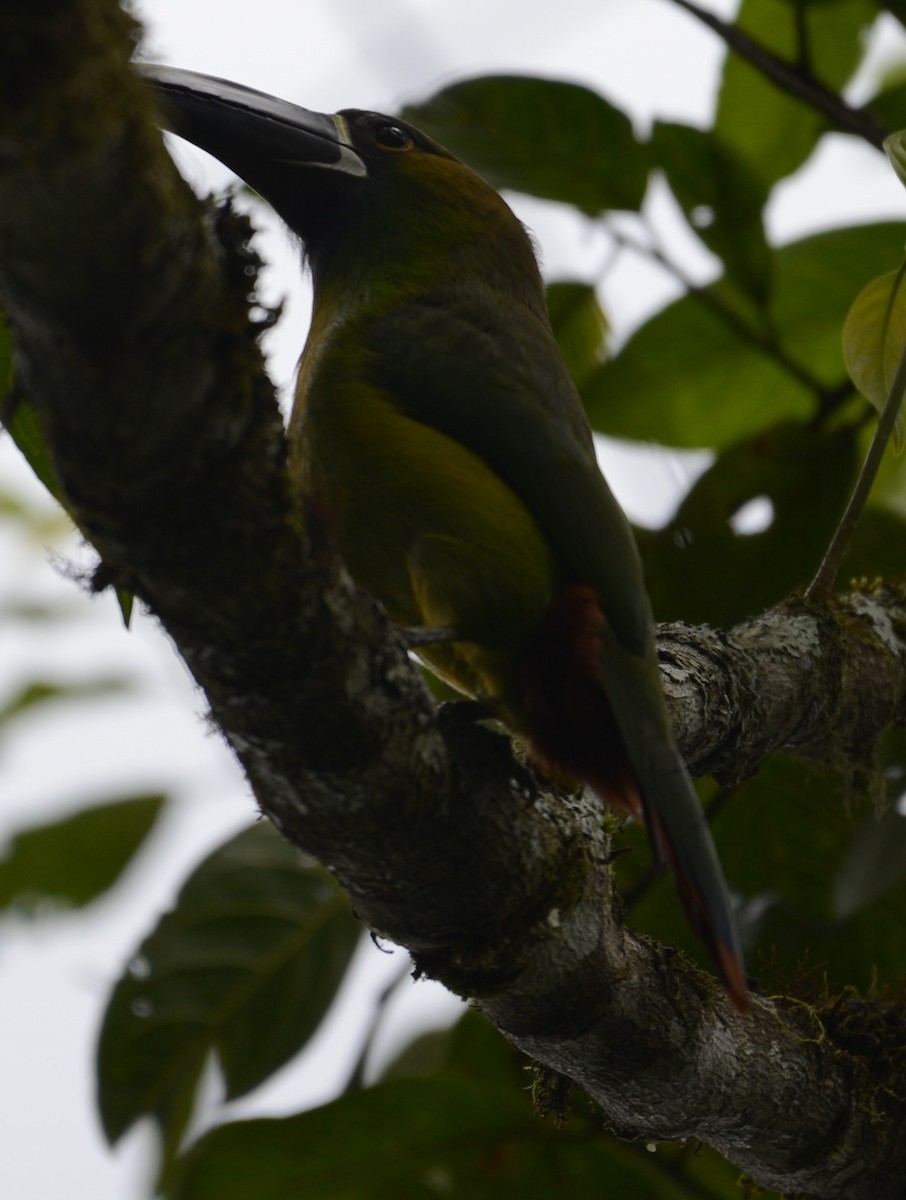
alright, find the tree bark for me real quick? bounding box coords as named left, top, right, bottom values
left=1, top=4, right=905, bottom=1197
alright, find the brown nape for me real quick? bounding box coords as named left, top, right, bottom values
left=520, top=584, right=643, bottom=822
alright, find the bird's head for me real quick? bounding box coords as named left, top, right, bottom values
left=143, top=67, right=545, bottom=314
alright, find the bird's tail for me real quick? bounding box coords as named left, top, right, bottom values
left=521, top=585, right=748, bottom=1012
left=628, top=747, right=749, bottom=1012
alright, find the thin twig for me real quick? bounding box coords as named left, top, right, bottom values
left=606, top=218, right=841, bottom=404
left=792, top=0, right=812, bottom=76
left=342, top=957, right=413, bottom=1094
left=806, top=277, right=906, bottom=600
left=668, top=0, right=889, bottom=149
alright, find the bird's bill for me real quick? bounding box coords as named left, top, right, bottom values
left=138, top=64, right=366, bottom=185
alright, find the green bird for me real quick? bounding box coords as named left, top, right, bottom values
left=144, top=66, right=748, bottom=1010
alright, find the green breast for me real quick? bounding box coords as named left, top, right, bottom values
left=292, top=330, right=557, bottom=718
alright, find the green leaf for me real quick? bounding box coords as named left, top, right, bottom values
left=584, top=222, right=906, bottom=447
left=866, top=71, right=906, bottom=130
left=834, top=804, right=906, bottom=917
left=884, top=129, right=906, bottom=189
left=841, top=505, right=906, bottom=577
left=116, top=588, right=134, bottom=628
left=638, top=422, right=858, bottom=627
left=1, top=308, right=66, bottom=511
left=438, top=1009, right=522, bottom=1085
left=715, top=0, right=878, bottom=188
left=650, top=121, right=771, bottom=300
left=627, top=750, right=906, bottom=995
left=0, top=314, right=133, bottom=615
left=0, top=793, right=165, bottom=912
left=0, top=676, right=134, bottom=731
left=0, top=309, right=10, bottom=396
left=97, top=821, right=360, bottom=1151
left=382, top=1009, right=518, bottom=1087
left=864, top=424, right=906, bottom=517
left=883, top=0, right=906, bottom=25
left=380, top=1026, right=458, bottom=1083
left=167, top=1078, right=535, bottom=1200
left=842, top=262, right=906, bottom=446
left=3, top=398, right=66, bottom=507
left=545, top=280, right=608, bottom=389
left=880, top=0, right=906, bottom=27
left=621, top=755, right=855, bottom=982
left=401, top=75, right=648, bottom=214
left=167, top=1070, right=744, bottom=1200
left=0, top=481, right=74, bottom=545
left=0, top=599, right=82, bottom=623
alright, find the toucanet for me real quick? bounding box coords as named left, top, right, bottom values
left=143, top=65, right=749, bottom=1010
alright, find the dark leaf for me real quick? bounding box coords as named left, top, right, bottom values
left=651, top=120, right=772, bottom=300
left=97, top=821, right=360, bottom=1153
left=637, top=421, right=858, bottom=627
left=584, top=222, right=906, bottom=447
left=0, top=676, right=134, bottom=730
left=866, top=77, right=906, bottom=131
left=401, top=75, right=649, bottom=214
left=2, top=310, right=66, bottom=511
left=381, top=1009, right=518, bottom=1087
left=116, top=588, right=134, bottom=627
left=877, top=0, right=906, bottom=27
left=841, top=503, right=906, bottom=579
left=379, top=1026, right=457, bottom=1083
left=167, top=1071, right=740, bottom=1200
left=715, top=0, right=878, bottom=188
left=625, top=753, right=906, bottom=994
left=834, top=804, right=906, bottom=917
left=0, top=793, right=166, bottom=912
left=545, top=280, right=608, bottom=389
left=166, top=1078, right=533, bottom=1200
left=4, top=398, right=66, bottom=508
left=842, top=262, right=906, bottom=433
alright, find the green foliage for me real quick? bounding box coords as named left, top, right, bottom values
left=835, top=801, right=906, bottom=919
left=868, top=75, right=906, bottom=131
left=617, top=750, right=906, bottom=998
left=843, top=262, right=906, bottom=412
left=166, top=1011, right=743, bottom=1200
left=650, top=120, right=771, bottom=300
left=638, top=421, right=860, bottom=626
left=400, top=75, right=649, bottom=214
left=884, top=128, right=906, bottom=188
left=545, top=280, right=609, bottom=390
left=0, top=675, right=134, bottom=730
left=0, top=317, right=134, bottom=624
left=723, top=754, right=906, bottom=992
left=583, top=222, right=906, bottom=448
left=96, top=821, right=360, bottom=1168
left=4, top=396, right=63, bottom=508
left=842, top=260, right=906, bottom=446
left=0, top=793, right=165, bottom=912
left=0, top=314, right=68, bottom=510
left=715, top=0, right=877, bottom=187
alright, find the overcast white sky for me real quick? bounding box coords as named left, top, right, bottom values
left=2, top=3, right=905, bottom=1199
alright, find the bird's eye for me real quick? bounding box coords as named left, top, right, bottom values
left=372, top=122, right=412, bottom=151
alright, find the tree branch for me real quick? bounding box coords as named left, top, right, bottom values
left=1, top=4, right=905, bottom=1197
left=659, top=589, right=906, bottom=783
left=668, top=0, right=889, bottom=149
